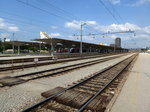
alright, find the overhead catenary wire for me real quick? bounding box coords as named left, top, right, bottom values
left=0, top=10, right=76, bottom=36
left=16, top=0, right=72, bottom=22
left=0, top=10, right=56, bottom=25
left=15, top=0, right=98, bottom=37
left=35, top=0, right=100, bottom=34
left=107, top=0, right=124, bottom=23
left=97, top=0, right=120, bottom=24
left=36, top=0, right=80, bottom=21
left=5, top=0, right=128, bottom=41
left=16, top=0, right=104, bottom=38
left=0, top=15, right=74, bottom=35
left=107, top=0, right=131, bottom=32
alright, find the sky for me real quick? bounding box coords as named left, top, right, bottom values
left=0, top=0, right=150, bottom=48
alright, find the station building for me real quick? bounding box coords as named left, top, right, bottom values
left=4, top=37, right=128, bottom=56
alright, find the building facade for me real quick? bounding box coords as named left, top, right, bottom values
left=115, top=37, right=121, bottom=48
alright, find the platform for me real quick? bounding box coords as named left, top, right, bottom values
left=0, top=55, right=52, bottom=61
left=0, top=55, right=52, bottom=65
left=110, top=53, right=150, bottom=112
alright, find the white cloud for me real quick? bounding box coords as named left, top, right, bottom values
left=107, top=34, right=118, bottom=39
left=65, top=20, right=150, bottom=40
left=65, top=20, right=97, bottom=30
left=137, top=34, right=150, bottom=38
left=94, top=23, right=150, bottom=40
left=142, top=26, right=150, bottom=34
left=50, top=26, right=58, bottom=29
left=0, top=18, right=19, bottom=32
left=65, top=20, right=80, bottom=29
left=109, top=0, right=120, bottom=5
left=0, top=33, right=11, bottom=42
left=65, top=20, right=150, bottom=47
left=0, top=33, right=10, bottom=39
left=8, top=26, right=19, bottom=32
left=94, top=23, right=140, bottom=32
left=86, top=21, right=97, bottom=25
left=49, top=33, right=61, bottom=37
left=132, top=0, right=150, bottom=6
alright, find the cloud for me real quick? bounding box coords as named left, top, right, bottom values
left=0, top=18, right=19, bottom=32
left=86, top=21, right=97, bottom=25
left=94, top=23, right=150, bottom=39
left=0, top=33, right=10, bottom=39
left=65, top=20, right=97, bottom=30
left=65, top=21, right=141, bottom=36
left=67, top=35, right=94, bottom=42
left=49, top=33, right=61, bottom=37
left=142, top=26, right=150, bottom=34
left=94, top=23, right=140, bottom=32
left=65, top=20, right=150, bottom=48
left=132, top=0, right=150, bottom=6
left=109, top=0, right=120, bottom=5
left=65, top=20, right=150, bottom=40
left=50, top=26, right=58, bottom=29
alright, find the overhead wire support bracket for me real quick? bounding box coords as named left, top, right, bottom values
left=73, top=30, right=135, bottom=37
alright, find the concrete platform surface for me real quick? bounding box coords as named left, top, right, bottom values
left=0, top=55, right=51, bottom=61
left=110, top=53, right=150, bottom=112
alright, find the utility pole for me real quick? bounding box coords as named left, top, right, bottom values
left=3, top=38, right=6, bottom=53
left=12, top=33, right=15, bottom=54
left=80, top=23, right=86, bottom=54
left=114, top=44, right=116, bottom=53
left=50, top=37, right=54, bottom=56
left=39, top=42, right=41, bottom=53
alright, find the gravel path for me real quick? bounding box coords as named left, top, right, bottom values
left=0, top=54, right=133, bottom=112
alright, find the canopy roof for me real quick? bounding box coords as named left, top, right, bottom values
left=5, top=38, right=127, bottom=50
left=34, top=38, right=123, bottom=50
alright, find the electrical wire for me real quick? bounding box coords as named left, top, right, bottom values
left=107, top=0, right=124, bottom=23
left=36, top=0, right=100, bottom=34
left=0, top=15, right=74, bottom=35
left=97, top=0, right=120, bottom=24
left=36, top=0, right=80, bottom=21
left=16, top=0, right=74, bottom=22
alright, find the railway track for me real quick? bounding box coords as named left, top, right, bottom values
left=21, top=53, right=138, bottom=112
left=0, top=54, right=125, bottom=87
left=0, top=53, right=126, bottom=72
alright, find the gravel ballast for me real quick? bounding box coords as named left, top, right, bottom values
left=0, top=54, right=133, bottom=112
left=0, top=54, right=125, bottom=78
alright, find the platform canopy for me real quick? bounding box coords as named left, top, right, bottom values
left=5, top=41, right=43, bottom=47
left=34, top=38, right=119, bottom=50
left=2, top=38, right=128, bottom=54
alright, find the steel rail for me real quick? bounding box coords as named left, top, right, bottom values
left=77, top=54, right=137, bottom=112
left=0, top=53, right=126, bottom=72
left=0, top=53, right=121, bottom=72
left=15, top=55, right=123, bottom=79
left=21, top=54, right=136, bottom=112
left=0, top=54, right=126, bottom=88
left=27, top=56, right=121, bottom=80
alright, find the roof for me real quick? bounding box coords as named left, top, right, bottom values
left=34, top=38, right=121, bottom=50
left=5, top=41, right=42, bottom=46
left=5, top=38, right=127, bottom=50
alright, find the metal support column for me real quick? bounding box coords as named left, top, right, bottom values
left=80, top=23, right=86, bottom=54
left=18, top=45, right=20, bottom=55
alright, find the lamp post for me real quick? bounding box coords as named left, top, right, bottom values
left=80, top=23, right=86, bottom=54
